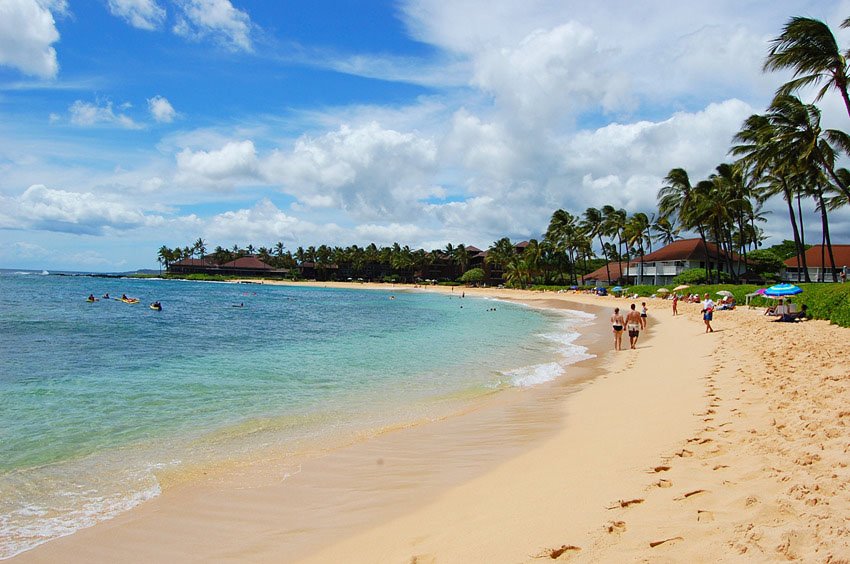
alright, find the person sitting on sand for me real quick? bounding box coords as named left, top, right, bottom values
left=625, top=304, right=642, bottom=349
left=611, top=307, right=625, bottom=351
left=774, top=304, right=808, bottom=322
left=764, top=299, right=784, bottom=316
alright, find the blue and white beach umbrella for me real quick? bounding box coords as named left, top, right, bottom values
left=764, top=283, right=803, bottom=298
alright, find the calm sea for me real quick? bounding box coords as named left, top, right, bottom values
left=0, top=271, right=594, bottom=558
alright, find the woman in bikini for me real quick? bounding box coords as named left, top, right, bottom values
left=611, top=307, right=625, bottom=351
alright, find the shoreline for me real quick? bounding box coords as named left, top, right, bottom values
left=10, top=283, right=850, bottom=562
left=9, top=282, right=612, bottom=563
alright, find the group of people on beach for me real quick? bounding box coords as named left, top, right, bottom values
left=610, top=302, right=648, bottom=350
left=613, top=293, right=720, bottom=350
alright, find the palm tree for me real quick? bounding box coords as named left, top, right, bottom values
left=194, top=238, right=206, bottom=259
left=658, top=168, right=713, bottom=283
left=626, top=213, right=651, bottom=284
left=601, top=206, right=628, bottom=283
left=764, top=16, right=850, bottom=119
left=651, top=216, right=679, bottom=247
left=547, top=209, right=579, bottom=284
left=731, top=113, right=811, bottom=281
left=486, top=237, right=516, bottom=283
left=581, top=207, right=612, bottom=284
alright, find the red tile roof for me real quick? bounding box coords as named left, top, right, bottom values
left=583, top=261, right=635, bottom=282
left=640, top=238, right=737, bottom=262
left=171, top=258, right=214, bottom=266
left=784, top=245, right=850, bottom=268
left=221, top=257, right=273, bottom=270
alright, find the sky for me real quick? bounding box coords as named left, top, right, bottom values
left=2, top=0, right=850, bottom=271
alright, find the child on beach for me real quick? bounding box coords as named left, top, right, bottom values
left=672, top=294, right=679, bottom=316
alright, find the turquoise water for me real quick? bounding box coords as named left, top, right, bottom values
left=0, top=272, right=594, bottom=558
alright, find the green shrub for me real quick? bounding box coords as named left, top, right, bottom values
left=672, top=268, right=730, bottom=285
left=459, top=268, right=485, bottom=285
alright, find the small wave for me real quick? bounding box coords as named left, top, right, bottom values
left=503, top=362, right=564, bottom=387
left=0, top=471, right=162, bottom=560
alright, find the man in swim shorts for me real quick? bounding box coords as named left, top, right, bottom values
left=611, top=307, right=625, bottom=351
left=625, top=303, right=642, bottom=349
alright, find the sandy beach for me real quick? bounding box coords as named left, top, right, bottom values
left=11, top=282, right=850, bottom=562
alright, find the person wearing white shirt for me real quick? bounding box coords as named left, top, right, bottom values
left=701, top=293, right=715, bottom=333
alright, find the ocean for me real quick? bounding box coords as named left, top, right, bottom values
left=0, top=271, right=594, bottom=558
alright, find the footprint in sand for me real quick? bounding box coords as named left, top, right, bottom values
left=607, top=498, right=644, bottom=509
left=536, top=545, right=581, bottom=559
left=409, top=555, right=436, bottom=564
left=654, top=479, right=673, bottom=488
left=675, top=489, right=708, bottom=501
left=606, top=520, right=627, bottom=534
left=697, top=510, right=715, bottom=522
left=649, top=536, right=684, bottom=548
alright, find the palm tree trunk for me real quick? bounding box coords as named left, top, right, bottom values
left=816, top=190, right=838, bottom=282
left=781, top=181, right=805, bottom=283
left=598, top=235, right=611, bottom=285
left=795, top=190, right=811, bottom=282
left=696, top=224, right=711, bottom=284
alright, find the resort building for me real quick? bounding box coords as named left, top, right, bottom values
left=782, top=245, right=850, bottom=282
left=582, top=238, right=747, bottom=286
left=169, top=256, right=289, bottom=278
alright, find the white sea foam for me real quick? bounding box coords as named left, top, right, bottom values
left=0, top=483, right=161, bottom=560
left=503, top=362, right=565, bottom=387
left=499, top=307, right=596, bottom=388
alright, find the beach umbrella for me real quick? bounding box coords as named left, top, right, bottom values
left=611, top=285, right=624, bottom=292
left=673, top=284, right=690, bottom=291
left=716, top=290, right=734, bottom=297
left=756, top=288, right=766, bottom=295
left=657, top=288, right=670, bottom=293
left=764, top=283, right=802, bottom=298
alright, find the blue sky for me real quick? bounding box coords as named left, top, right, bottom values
left=1, top=0, right=850, bottom=271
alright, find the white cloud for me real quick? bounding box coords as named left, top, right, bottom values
left=175, top=140, right=259, bottom=186
left=472, top=22, right=633, bottom=125
left=0, top=0, right=61, bottom=78
left=173, top=0, right=252, bottom=52
left=261, top=122, right=440, bottom=220
left=148, top=95, right=177, bottom=123
left=0, top=184, right=164, bottom=235
left=69, top=100, right=141, bottom=129
left=107, top=0, right=166, bottom=30
left=204, top=198, right=336, bottom=245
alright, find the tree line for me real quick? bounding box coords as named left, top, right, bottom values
left=159, top=15, right=850, bottom=286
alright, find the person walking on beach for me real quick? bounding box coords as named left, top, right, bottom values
left=625, top=303, right=641, bottom=349
left=702, top=293, right=715, bottom=333
left=672, top=293, right=679, bottom=316
left=611, top=307, right=625, bottom=351
left=640, top=302, right=648, bottom=329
